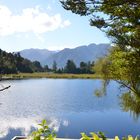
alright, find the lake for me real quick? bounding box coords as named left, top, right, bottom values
left=0, top=79, right=140, bottom=140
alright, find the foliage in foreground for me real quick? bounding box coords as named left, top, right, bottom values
left=81, top=132, right=106, bottom=140
left=28, top=120, right=56, bottom=140
left=81, top=132, right=140, bottom=140
left=29, top=120, right=140, bottom=140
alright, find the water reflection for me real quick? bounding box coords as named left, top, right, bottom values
left=93, top=80, right=140, bottom=122
left=0, top=117, right=38, bottom=139
left=0, top=117, right=69, bottom=140
left=120, top=92, right=140, bottom=121
left=0, top=79, right=140, bottom=139
left=94, top=80, right=109, bottom=97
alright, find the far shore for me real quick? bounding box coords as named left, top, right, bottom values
left=1, top=72, right=103, bottom=80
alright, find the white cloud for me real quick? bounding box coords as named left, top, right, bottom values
left=61, top=20, right=71, bottom=28
left=0, top=5, right=71, bottom=36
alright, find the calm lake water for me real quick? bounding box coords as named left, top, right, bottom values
left=0, top=79, right=140, bottom=140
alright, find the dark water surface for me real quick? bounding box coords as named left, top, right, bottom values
left=0, top=79, right=140, bottom=139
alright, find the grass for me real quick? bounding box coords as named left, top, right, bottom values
left=1, top=72, right=103, bottom=80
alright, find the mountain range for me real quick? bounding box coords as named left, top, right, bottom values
left=19, top=43, right=111, bottom=68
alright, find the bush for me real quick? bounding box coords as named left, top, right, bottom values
left=28, top=120, right=56, bottom=140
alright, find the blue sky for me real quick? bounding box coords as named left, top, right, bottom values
left=0, top=0, right=110, bottom=52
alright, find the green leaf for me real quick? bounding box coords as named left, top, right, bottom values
left=128, top=135, right=134, bottom=140
left=115, top=136, right=120, bottom=140
left=90, top=132, right=100, bottom=140
left=80, top=132, right=90, bottom=140
left=42, top=120, right=47, bottom=126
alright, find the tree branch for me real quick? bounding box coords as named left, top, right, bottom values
left=0, top=86, right=11, bottom=91
left=116, top=80, right=137, bottom=94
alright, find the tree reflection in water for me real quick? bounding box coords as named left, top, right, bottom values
left=94, top=80, right=140, bottom=120
left=119, top=92, right=140, bottom=121
left=94, top=80, right=109, bottom=97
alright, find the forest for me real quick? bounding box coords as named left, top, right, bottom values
left=0, top=49, right=95, bottom=74
left=0, top=49, right=43, bottom=74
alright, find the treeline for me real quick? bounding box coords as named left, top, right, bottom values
left=0, top=49, right=95, bottom=74
left=45, top=60, right=95, bottom=74
left=0, top=49, right=43, bottom=74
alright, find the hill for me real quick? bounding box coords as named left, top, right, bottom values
left=19, top=43, right=111, bottom=68
left=19, top=48, right=56, bottom=64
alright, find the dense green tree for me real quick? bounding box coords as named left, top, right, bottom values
left=0, top=49, right=44, bottom=74
left=61, top=0, right=140, bottom=95
left=18, top=59, right=33, bottom=73
left=32, top=61, right=43, bottom=72
left=94, top=57, right=110, bottom=77
left=64, top=60, right=77, bottom=73
left=52, top=61, right=57, bottom=72
left=44, top=65, right=50, bottom=72
left=107, top=46, right=140, bottom=95
left=80, top=61, right=87, bottom=73
left=80, top=61, right=94, bottom=74
left=93, top=46, right=140, bottom=95
left=56, top=68, right=64, bottom=73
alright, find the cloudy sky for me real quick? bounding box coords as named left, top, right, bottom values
left=0, top=0, right=109, bottom=52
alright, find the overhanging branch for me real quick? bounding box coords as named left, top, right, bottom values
left=0, top=86, right=11, bottom=91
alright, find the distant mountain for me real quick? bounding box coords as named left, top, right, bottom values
left=19, top=43, right=111, bottom=68
left=44, top=43, right=111, bottom=68
left=20, top=48, right=57, bottom=64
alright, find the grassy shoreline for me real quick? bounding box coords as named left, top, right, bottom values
left=1, top=72, right=103, bottom=80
